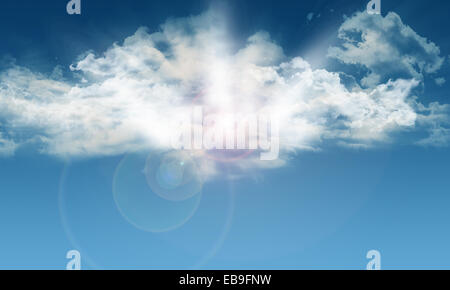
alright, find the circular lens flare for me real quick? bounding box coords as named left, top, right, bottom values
left=113, top=151, right=203, bottom=233
left=156, top=161, right=184, bottom=190
left=145, top=151, right=203, bottom=201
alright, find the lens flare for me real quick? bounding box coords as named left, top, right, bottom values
left=145, top=151, right=203, bottom=201
left=113, top=151, right=203, bottom=232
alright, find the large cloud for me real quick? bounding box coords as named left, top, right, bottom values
left=0, top=9, right=448, bottom=175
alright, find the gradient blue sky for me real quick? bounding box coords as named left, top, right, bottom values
left=1, top=0, right=450, bottom=269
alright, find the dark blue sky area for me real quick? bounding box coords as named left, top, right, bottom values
left=1, top=0, right=449, bottom=70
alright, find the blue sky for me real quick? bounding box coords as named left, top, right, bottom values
left=1, top=0, right=450, bottom=269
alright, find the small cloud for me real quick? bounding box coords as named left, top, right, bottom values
left=0, top=133, right=17, bottom=156
left=435, top=77, right=446, bottom=86
left=50, top=65, right=64, bottom=80
left=415, top=102, right=450, bottom=147
left=306, top=12, right=314, bottom=22
left=417, top=127, right=450, bottom=147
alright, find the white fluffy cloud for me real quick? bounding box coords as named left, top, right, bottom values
left=0, top=9, right=448, bottom=172
left=328, top=12, right=444, bottom=87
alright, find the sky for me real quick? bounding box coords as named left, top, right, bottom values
left=1, top=0, right=450, bottom=269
